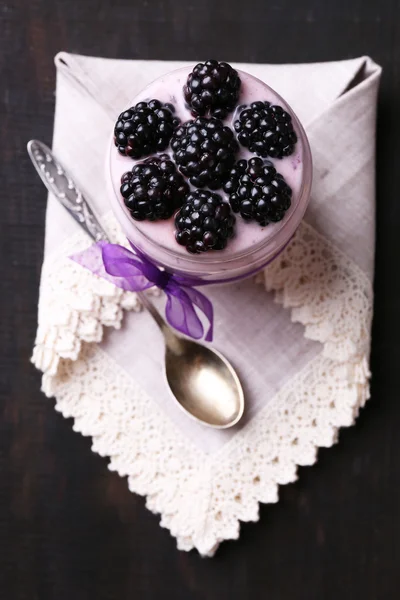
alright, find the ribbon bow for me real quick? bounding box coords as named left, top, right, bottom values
left=71, top=241, right=213, bottom=341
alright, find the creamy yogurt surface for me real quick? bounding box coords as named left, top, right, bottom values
left=108, top=66, right=305, bottom=264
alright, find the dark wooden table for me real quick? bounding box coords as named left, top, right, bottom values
left=2, top=0, right=400, bottom=598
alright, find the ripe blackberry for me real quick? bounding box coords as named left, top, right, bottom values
left=223, top=157, right=292, bottom=226
left=234, top=101, right=297, bottom=159
left=120, top=155, right=189, bottom=221
left=184, top=59, right=241, bottom=119
left=171, top=117, right=238, bottom=190
left=114, top=100, right=180, bottom=159
left=175, top=190, right=235, bottom=253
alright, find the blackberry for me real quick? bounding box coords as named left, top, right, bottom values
left=234, top=101, right=297, bottom=159
left=223, top=157, right=292, bottom=226
left=175, top=190, right=235, bottom=253
left=171, top=117, right=238, bottom=190
left=184, top=59, right=241, bottom=119
left=120, top=155, right=189, bottom=221
left=114, top=99, right=180, bottom=159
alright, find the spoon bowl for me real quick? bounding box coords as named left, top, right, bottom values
left=165, top=337, right=244, bottom=428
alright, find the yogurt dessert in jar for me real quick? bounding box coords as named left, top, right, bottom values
left=107, top=60, right=312, bottom=284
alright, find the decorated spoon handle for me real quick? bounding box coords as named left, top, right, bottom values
left=27, top=139, right=108, bottom=243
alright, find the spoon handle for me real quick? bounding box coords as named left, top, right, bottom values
left=27, top=139, right=168, bottom=332
left=27, top=140, right=108, bottom=243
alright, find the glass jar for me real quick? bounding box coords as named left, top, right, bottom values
left=107, top=66, right=312, bottom=284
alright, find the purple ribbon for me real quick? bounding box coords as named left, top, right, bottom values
left=70, top=241, right=213, bottom=341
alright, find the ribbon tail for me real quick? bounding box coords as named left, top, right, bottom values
left=70, top=241, right=154, bottom=292
left=165, top=285, right=214, bottom=342
left=182, top=286, right=214, bottom=342
left=165, top=290, right=204, bottom=340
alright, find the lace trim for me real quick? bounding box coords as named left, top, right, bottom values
left=32, top=216, right=139, bottom=388
left=32, top=214, right=372, bottom=555
left=258, top=221, right=373, bottom=363
left=49, top=345, right=368, bottom=556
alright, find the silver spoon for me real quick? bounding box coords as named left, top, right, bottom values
left=28, top=140, right=244, bottom=429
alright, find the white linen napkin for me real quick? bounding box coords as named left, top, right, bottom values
left=32, top=53, right=380, bottom=556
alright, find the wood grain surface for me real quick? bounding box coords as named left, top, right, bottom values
left=1, top=0, right=400, bottom=598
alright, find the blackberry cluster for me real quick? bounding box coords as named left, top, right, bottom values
left=113, top=61, right=301, bottom=252
left=114, top=100, right=180, bottom=159
left=171, top=117, right=238, bottom=190
left=183, top=59, right=241, bottom=119
left=175, top=190, right=235, bottom=253
left=234, top=101, right=297, bottom=159
left=120, top=155, right=189, bottom=221
left=223, top=157, right=292, bottom=226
